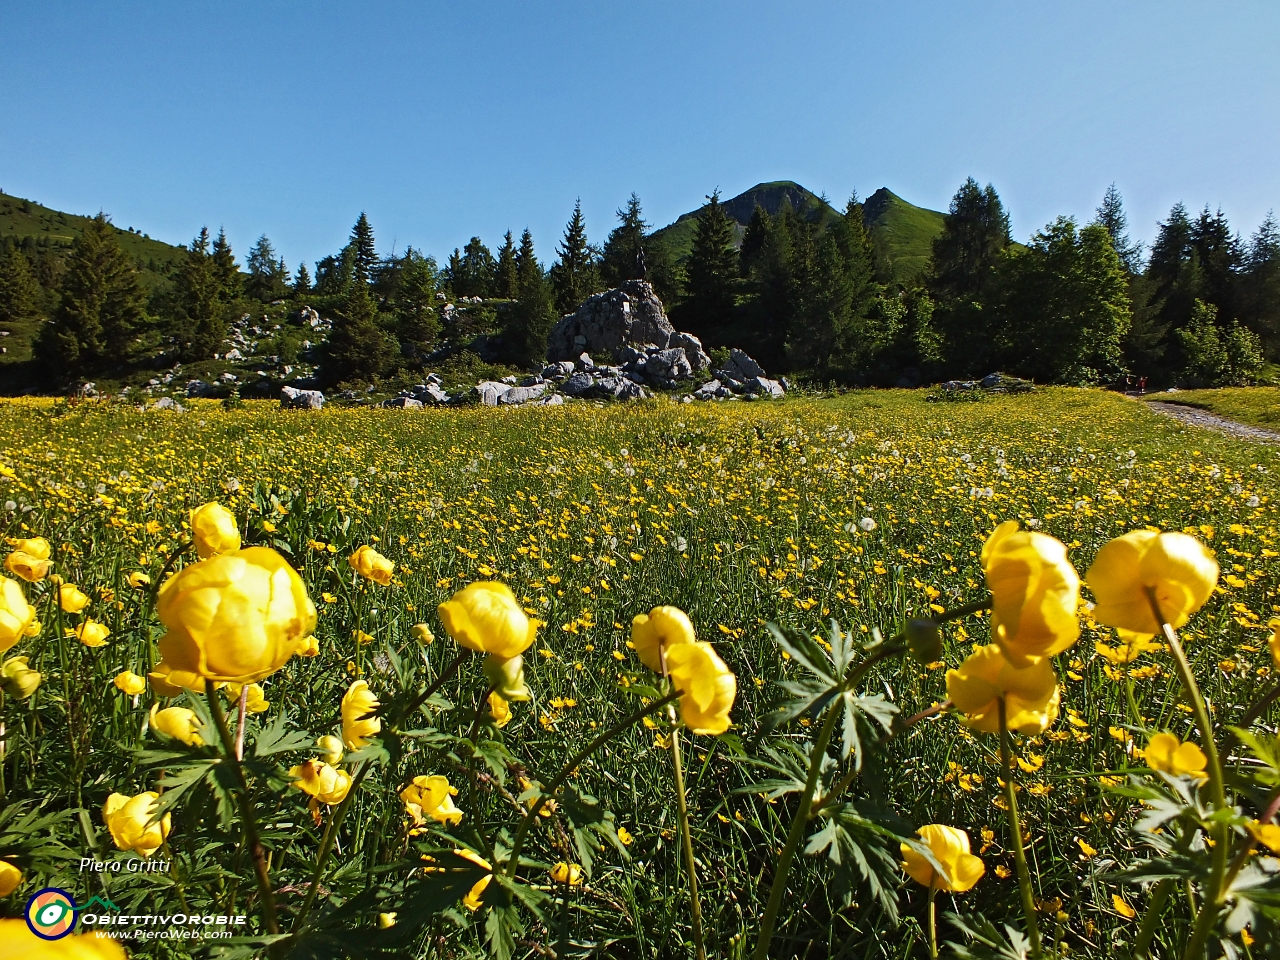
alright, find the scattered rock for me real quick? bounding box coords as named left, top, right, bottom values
left=280, top=386, right=325, bottom=410
left=185, top=380, right=216, bottom=398
left=743, top=376, right=785, bottom=398
left=150, top=397, right=185, bottom=413
left=499, top=383, right=548, bottom=405
left=693, top=379, right=722, bottom=401
left=224, top=348, right=243, bottom=361
left=474, top=381, right=510, bottom=406
left=543, top=361, right=576, bottom=380
left=383, top=396, right=424, bottom=409
left=562, top=372, right=595, bottom=397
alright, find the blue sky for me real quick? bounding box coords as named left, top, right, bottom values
left=2, top=1, right=1278, bottom=271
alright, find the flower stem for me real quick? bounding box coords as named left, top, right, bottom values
left=998, top=697, right=1042, bottom=960
left=1131, top=879, right=1172, bottom=959
left=927, top=883, right=939, bottom=960
left=291, top=760, right=371, bottom=936
left=669, top=724, right=706, bottom=960
left=234, top=685, right=248, bottom=761
left=206, top=686, right=279, bottom=935
left=752, top=701, right=841, bottom=960
left=504, top=691, right=680, bottom=879
left=402, top=651, right=469, bottom=719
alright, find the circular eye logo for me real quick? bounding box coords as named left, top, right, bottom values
left=25, top=887, right=79, bottom=940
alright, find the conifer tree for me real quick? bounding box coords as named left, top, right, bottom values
left=1242, top=212, right=1280, bottom=356
left=323, top=280, right=394, bottom=384
left=550, top=200, right=600, bottom=315
left=246, top=235, right=290, bottom=301
left=211, top=229, right=241, bottom=303
left=394, top=247, right=441, bottom=352
left=506, top=229, right=555, bottom=366
left=0, top=246, right=40, bottom=325
left=349, top=213, right=378, bottom=286
left=600, top=194, right=648, bottom=286
left=493, top=232, right=519, bottom=299
left=684, top=189, right=738, bottom=334
left=34, top=213, right=146, bottom=374
left=293, top=262, right=312, bottom=297
left=175, top=227, right=223, bottom=360
left=449, top=238, right=495, bottom=299
left=1093, top=184, right=1143, bottom=273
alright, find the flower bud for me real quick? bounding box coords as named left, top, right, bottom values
left=0, top=656, right=41, bottom=699
left=482, top=653, right=532, bottom=701
left=411, top=623, right=434, bottom=645
left=190, top=502, right=242, bottom=560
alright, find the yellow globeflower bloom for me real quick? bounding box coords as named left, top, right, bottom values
left=0, top=577, right=37, bottom=653
left=1087, top=530, right=1219, bottom=633
left=946, top=644, right=1061, bottom=735
left=4, top=552, right=50, bottom=583
left=349, top=545, right=395, bottom=586
left=225, top=682, right=270, bottom=713
left=481, top=653, right=531, bottom=701
left=488, top=691, right=512, bottom=728
left=149, top=704, right=204, bottom=746
left=0, top=859, right=22, bottom=897
left=0, top=657, right=41, bottom=699
left=549, top=862, right=584, bottom=886
left=318, top=735, right=344, bottom=765
left=665, top=641, right=736, bottom=735
left=58, top=584, right=90, bottom=613
left=1269, top=619, right=1280, bottom=670
left=154, top=547, right=317, bottom=685
left=1249, top=821, right=1280, bottom=854
left=0, top=918, right=128, bottom=957
left=631, top=605, right=696, bottom=673
left=102, top=791, right=171, bottom=857
left=401, top=775, right=464, bottom=825
left=148, top=664, right=216, bottom=697
left=455, top=848, right=492, bottom=911
left=190, top=502, right=242, bottom=560
left=901, top=824, right=985, bottom=892
left=1143, top=732, right=1208, bottom=781
left=114, top=671, right=147, bottom=696
left=438, top=581, right=538, bottom=658
left=377, top=912, right=397, bottom=929
left=75, top=619, right=111, bottom=648
left=127, top=571, right=151, bottom=589
left=8, top=537, right=50, bottom=560
left=288, top=759, right=353, bottom=805
left=411, top=623, right=434, bottom=645
left=296, top=634, right=320, bottom=657
left=981, top=521, right=1081, bottom=666
left=341, top=679, right=381, bottom=749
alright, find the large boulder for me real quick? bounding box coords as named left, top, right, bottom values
left=383, top=396, right=423, bottom=409
left=281, top=386, right=325, bottom=410
left=547, top=280, right=676, bottom=362
left=499, top=382, right=548, bottom=405
left=474, top=381, right=510, bottom=406
left=561, top=372, right=595, bottom=397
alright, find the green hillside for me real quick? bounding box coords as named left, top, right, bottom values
left=861, top=187, right=945, bottom=282
left=650, top=181, right=946, bottom=283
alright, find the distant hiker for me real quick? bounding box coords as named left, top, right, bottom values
left=1138, top=376, right=1147, bottom=394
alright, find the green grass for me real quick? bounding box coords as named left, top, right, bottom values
left=1144, top=386, right=1280, bottom=430
left=861, top=188, right=946, bottom=283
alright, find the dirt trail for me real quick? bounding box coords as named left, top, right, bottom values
left=1145, top=401, right=1280, bottom=445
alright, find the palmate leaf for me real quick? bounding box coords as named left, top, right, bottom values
left=766, top=622, right=835, bottom=685
left=839, top=691, right=898, bottom=768
left=803, top=801, right=913, bottom=922
left=251, top=712, right=315, bottom=757
left=733, top=739, right=811, bottom=799
left=943, top=911, right=1032, bottom=960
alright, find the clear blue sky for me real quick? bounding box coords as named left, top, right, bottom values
left=2, top=1, right=1278, bottom=272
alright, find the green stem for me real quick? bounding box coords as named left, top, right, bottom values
left=291, top=761, right=372, bottom=936
left=998, top=698, right=1042, bottom=960
left=206, top=686, right=279, bottom=935
left=927, top=883, right=939, bottom=960
left=1131, top=879, right=1173, bottom=960
left=670, top=725, right=706, bottom=960
left=504, top=691, right=680, bottom=879
left=402, top=651, right=469, bottom=719
left=752, top=701, right=841, bottom=960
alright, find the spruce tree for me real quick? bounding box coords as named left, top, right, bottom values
left=246, top=234, right=290, bottom=301
left=1242, top=212, right=1280, bottom=356
left=34, top=213, right=146, bottom=374
left=293, top=262, right=312, bottom=297
left=493, top=232, right=519, bottom=300
left=394, top=247, right=441, bottom=352
left=739, top=205, right=771, bottom=277
left=0, top=246, right=40, bottom=325
left=175, top=227, right=223, bottom=361
left=323, top=280, right=394, bottom=384
left=349, top=213, right=378, bottom=286
left=211, top=229, right=242, bottom=303
left=684, top=189, right=738, bottom=335
left=600, top=194, right=648, bottom=286
left=1093, top=184, right=1143, bottom=273
left=506, top=229, right=555, bottom=366
left=550, top=200, right=600, bottom=315
left=449, top=238, right=495, bottom=299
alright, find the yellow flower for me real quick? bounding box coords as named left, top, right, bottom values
left=318, top=735, right=344, bottom=765
left=225, top=682, right=269, bottom=713
left=0, top=576, right=37, bottom=653
left=149, top=704, right=204, bottom=746
left=8, top=537, right=49, bottom=560
left=901, top=824, right=985, bottom=892
left=296, top=634, right=320, bottom=657
left=127, top=571, right=151, bottom=589
left=1248, top=821, right=1280, bottom=854
left=631, top=605, right=696, bottom=672
left=288, top=759, right=353, bottom=805
left=341, top=679, right=381, bottom=749
left=438, top=581, right=538, bottom=658
left=102, top=791, right=171, bottom=857
left=0, top=859, right=20, bottom=897
left=946, top=644, right=1061, bottom=735
left=0, top=656, right=40, bottom=699
left=617, top=825, right=634, bottom=846
left=1269, top=619, right=1280, bottom=670
left=455, top=848, right=492, bottom=911
left=4, top=551, right=49, bottom=583
left=1113, top=894, right=1136, bottom=919
left=665, top=641, right=736, bottom=735
left=981, top=521, right=1080, bottom=666
left=401, top=774, right=463, bottom=825
left=154, top=547, right=317, bottom=684
left=1087, top=530, right=1219, bottom=633
left=114, top=671, right=147, bottom=696
left=59, top=583, right=90, bottom=613
left=0, top=918, right=127, bottom=957
left=488, top=691, right=512, bottom=728
left=148, top=664, right=216, bottom=697
left=411, top=623, right=434, bottom=645
left=75, top=619, right=111, bottom=648
left=481, top=653, right=532, bottom=701
left=349, top=545, right=394, bottom=585
left=550, top=862, right=584, bottom=885
left=1143, top=732, right=1208, bottom=780
left=377, top=912, right=397, bottom=929
left=190, top=502, right=242, bottom=559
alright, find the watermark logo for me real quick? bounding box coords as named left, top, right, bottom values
left=25, top=887, right=79, bottom=940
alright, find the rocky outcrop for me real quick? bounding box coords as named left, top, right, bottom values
left=686, top=349, right=787, bottom=401
left=281, top=386, right=325, bottom=410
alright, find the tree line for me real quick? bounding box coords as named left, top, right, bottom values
left=1, top=180, right=1276, bottom=389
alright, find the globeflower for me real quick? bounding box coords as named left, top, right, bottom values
left=665, top=641, right=736, bottom=735
left=154, top=546, right=317, bottom=685
left=127, top=571, right=151, bottom=589
left=482, top=653, right=531, bottom=701
left=455, top=848, right=492, bottom=911
left=317, top=735, right=344, bottom=764
left=8, top=537, right=50, bottom=560
left=901, top=825, right=985, bottom=892
left=0, top=577, right=36, bottom=653
left=149, top=704, right=204, bottom=746
left=148, top=664, right=217, bottom=697
left=114, top=671, right=147, bottom=696
left=102, top=791, right=171, bottom=857
left=631, top=605, right=697, bottom=673
left=190, top=502, right=242, bottom=559
left=341, top=679, right=381, bottom=749
left=1269, top=618, right=1279, bottom=671
left=550, top=862, right=584, bottom=886
left=58, top=583, right=90, bottom=613
left=488, top=691, right=512, bottom=728
left=0, top=859, right=21, bottom=897
left=981, top=521, right=1081, bottom=666
left=0, top=656, right=40, bottom=699
left=411, top=623, right=434, bottom=645
left=401, top=775, right=463, bottom=826
left=438, top=581, right=538, bottom=658
left=75, top=619, right=110, bottom=648
left=4, top=550, right=50, bottom=582
left=349, top=545, right=394, bottom=585
left=0, top=918, right=127, bottom=957
left=296, top=634, right=320, bottom=657
left=946, top=644, right=1061, bottom=735
left=1087, top=530, right=1219, bottom=633
left=288, top=759, right=353, bottom=805
left=224, top=682, right=269, bottom=713
left=1143, top=732, right=1208, bottom=781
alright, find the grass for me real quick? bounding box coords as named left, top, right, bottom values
left=861, top=188, right=946, bottom=284
left=1145, top=386, right=1280, bottom=431
left=0, top=388, right=1276, bottom=957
